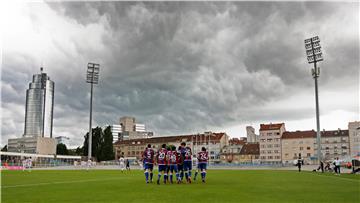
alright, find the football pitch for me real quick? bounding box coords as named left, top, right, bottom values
left=1, top=169, right=359, bottom=203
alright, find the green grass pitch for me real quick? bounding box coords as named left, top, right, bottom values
left=1, top=169, right=359, bottom=203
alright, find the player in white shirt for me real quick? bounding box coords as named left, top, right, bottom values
left=23, top=158, right=32, bottom=172
left=119, top=156, right=125, bottom=172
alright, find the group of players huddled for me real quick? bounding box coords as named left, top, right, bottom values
left=141, top=142, right=209, bottom=184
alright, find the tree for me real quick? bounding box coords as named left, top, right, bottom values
left=82, top=126, right=114, bottom=161
left=56, top=143, right=69, bottom=155
left=83, top=127, right=103, bottom=161
left=1, top=145, right=7, bottom=152
left=101, top=126, right=115, bottom=161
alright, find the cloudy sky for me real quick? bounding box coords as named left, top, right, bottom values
left=1, top=1, right=359, bottom=147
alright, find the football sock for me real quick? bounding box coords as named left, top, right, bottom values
left=185, top=170, right=189, bottom=180
left=194, top=171, right=198, bottom=180
left=188, top=171, right=192, bottom=178
left=145, top=171, right=149, bottom=182
left=150, top=172, right=153, bottom=181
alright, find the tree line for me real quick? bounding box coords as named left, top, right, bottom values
left=57, top=125, right=115, bottom=161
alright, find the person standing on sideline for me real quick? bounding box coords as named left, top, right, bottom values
left=125, top=159, right=130, bottom=171
left=333, top=157, right=341, bottom=175
left=297, top=153, right=302, bottom=172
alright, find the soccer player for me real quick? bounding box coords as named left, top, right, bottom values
left=156, top=144, right=167, bottom=185
left=197, top=147, right=209, bottom=183
left=165, top=145, right=172, bottom=183
left=119, top=155, right=125, bottom=173
left=182, top=142, right=193, bottom=183
left=168, top=145, right=181, bottom=184
left=177, top=145, right=185, bottom=182
left=143, top=144, right=155, bottom=183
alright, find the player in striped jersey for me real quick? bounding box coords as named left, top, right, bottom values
left=156, top=144, right=168, bottom=185
left=197, top=147, right=209, bottom=183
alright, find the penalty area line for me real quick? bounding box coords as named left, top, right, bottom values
left=2, top=177, right=128, bottom=189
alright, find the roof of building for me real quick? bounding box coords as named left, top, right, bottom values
left=282, top=130, right=316, bottom=139
left=229, top=138, right=247, bottom=145
left=114, top=132, right=227, bottom=146
left=260, top=123, right=284, bottom=131
left=282, top=129, right=349, bottom=139
left=239, top=143, right=259, bottom=155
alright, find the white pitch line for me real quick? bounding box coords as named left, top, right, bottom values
left=2, top=177, right=128, bottom=188
left=306, top=172, right=360, bottom=183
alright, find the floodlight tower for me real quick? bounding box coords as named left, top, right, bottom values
left=86, top=63, right=100, bottom=167
left=304, top=36, right=323, bottom=164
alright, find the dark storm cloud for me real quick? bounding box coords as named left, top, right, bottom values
left=1, top=1, right=358, bottom=146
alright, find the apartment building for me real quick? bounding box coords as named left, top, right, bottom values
left=282, top=130, right=316, bottom=164
left=317, top=129, right=349, bottom=160
left=259, top=123, right=286, bottom=164
left=348, top=121, right=360, bottom=156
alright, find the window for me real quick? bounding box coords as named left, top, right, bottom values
left=274, top=150, right=279, bottom=153
left=267, top=144, right=272, bottom=148
left=267, top=139, right=273, bottom=142
left=267, top=150, right=272, bottom=154
left=276, top=132, right=280, bottom=135
left=275, top=156, right=280, bottom=159
left=267, top=133, right=272, bottom=136
left=307, top=147, right=311, bottom=150
left=300, top=147, right=303, bottom=150
left=307, top=153, right=311, bottom=157
left=268, top=156, right=273, bottom=159
left=285, top=153, right=289, bottom=156
left=299, top=141, right=303, bottom=144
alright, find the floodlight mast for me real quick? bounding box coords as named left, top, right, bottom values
left=304, top=36, right=323, bottom=164
left=86, top=63, right=100, bottom=169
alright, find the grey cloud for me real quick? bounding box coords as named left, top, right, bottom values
left=1, top=2, right=358, bottom=146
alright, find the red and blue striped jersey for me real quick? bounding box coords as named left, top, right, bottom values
left=168, top=150, right=178, bottom=165
left=197, top=151, right=209, bottom=163
left=184, top=147, right=192, bottom=161
left=156, top=148, right=167, bottom=165
left=143, top=148, right=155, bottom=164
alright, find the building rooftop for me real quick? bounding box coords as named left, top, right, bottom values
left=239, top=143, right=259, bottom=155
left=114, top=132, right=227, bottom=146
left=260, top=123, right=284, bottom=131
left=229, top=138, right=247, bottom=145
left=282, top=129, right=349, bottom=139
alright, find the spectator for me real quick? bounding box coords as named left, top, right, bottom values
left=333, top=157, right=341, bottom=175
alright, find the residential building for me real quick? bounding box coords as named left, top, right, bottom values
left=239, top=143, right=260, bottom=163
left=113, top=132, right=229, bottom=162
left=348, top=121, right=360, bottom=156
left=317, top=129, right=349, bottom=160
left=220, top=138, right=246, bottom=163
left=259, top=123, right=285, bottom=164
left=282, top=130, right=317, bottom=164
left=246, top=126, right=258, bottom=143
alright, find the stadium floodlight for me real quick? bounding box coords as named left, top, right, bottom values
left=304, top=36, right=323, bottom=164
left=86, top=62, right=100, bottom=169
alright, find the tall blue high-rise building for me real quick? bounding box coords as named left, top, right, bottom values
left=23, top=68, right=54, bottom=138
